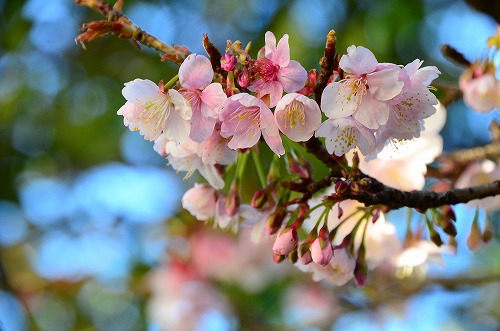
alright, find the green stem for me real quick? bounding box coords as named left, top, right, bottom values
left=163, top=74, right=179, bottom=91
left=251, top=149, right=266, bottom=188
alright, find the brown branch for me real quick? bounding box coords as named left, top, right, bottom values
left=75, top=0, right=190, bottom=64
left=344, top=180, right=500, bottom=210
left=313, top=30, right=340, bottom=104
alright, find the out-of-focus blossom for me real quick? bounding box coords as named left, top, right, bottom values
left=220, top=93, right=285, bottom=156
left=147, top=262, right=234, bottom=331
left=298, top=248, right=355, bottom=286
left=455, top=159, right=500, bottom=211
left=359, top=102, right=446, bottom=191
left=118, top=79, right=192, bottom=143
left=249, top=31, right=307, bottom=107
left=179, top=54, right=227, bottom=142
left=182, top=184, right=217, bottom=221
left=274, top=93, right=321, bottom=142
left=460, top=63, right=500, bottom=113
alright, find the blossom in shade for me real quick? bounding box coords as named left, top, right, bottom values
left=272, top=227, right=298, bottom=256
left=274, top=93, right=322, bottom=142
left=315, top=116, right=376, bottom=156
left=118, top=79, right=192, bottom=144
left=320, top=45, right=404, bottom=130
left=249, top=31, right=307, bottom=107
left=179, top=54, right=227, bottom=142
left=165, top=140, right=224, bottom=189
left=182, top=184, right=217, bottom=221
left=460, top=62, right=500, bottom=113
left=220, top=93, right=285, bottom=156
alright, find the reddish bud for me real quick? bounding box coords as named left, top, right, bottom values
left=288, top=158, right=311, bottom=179
left=311, top=226, right=333, bottom=266
left=237, top=68, right=252, bottom=88
left=273, top=228, right=298, bottom=256
left=430, top=230, right=443, bottom=247
left=225, top=183, right=240, bottom=217
left=220, top=52, right=236, bottom=71
left=266, top=206, right=286, bottom=235
left=353, top=259, right=368, bottom=287
left=467, top=220, right=484, bottom=252
left=298, top=243, right=312, bottom=265
left=251, top=189, right=269, bottom=209
left=349, top=181, right=362, bottom=194
left=273, top=253, right=285, bottom=264
left=442, top=220, right=457, bottom=237
left=441, top=205, right=456, bottom=222
left=334, top=180, right=349, bottom=195
left=371, top=209, right=381, bottom=223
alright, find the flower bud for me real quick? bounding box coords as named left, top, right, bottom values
left=441, top=219, right=457, bottom=237
left=273, top=227, right=298, bottom=256
left=371, top=209, right=380, bottom=224
left=220, top=52, right=236, bottom=72
left=441, top=205, right=456, bottom=222
left=334, top=180, right=349, bottom=195
left=225, top=183, right=240, bottom=217
left=353, top=259, right=367, bottom=288
left=430, top=230, right=443, bottom=247
left=349, top=181, right=362, bottom=194
left=483, top=220, right=493, bottom=243
left=273, top=253, right=285, bottom=264
left=359, top=177, right=372, bottom=189
left=251, top=188, right=269, bottom=209
left=311, top=226, right=333, bottom=266
left=467, top=219, right=484, bottom=252
left=298, top=243, right=312, bottom=265
left=237, top=68, right=252, bottom=88
left=288, top=248, right=298, bottom=264
left=266, top=206, right=286, bottom=235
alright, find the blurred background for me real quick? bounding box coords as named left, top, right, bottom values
left=1, top=0, right=500, bottom=330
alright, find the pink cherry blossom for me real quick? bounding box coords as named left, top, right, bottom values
left=321, top=46, right=404, bottom=130
left=378, top=60, right=440, bottom=142
left=249, top=31, right=307, bottom=107
left=118, top=79, right=192, bottom=144
left=297, top=248, right=355, bottom=286
left=179, top=54, right=227, bottom=142
left=310, top=228, right=333, bottom=266
left=315, top=116, right=376, bottom=156
left=220, top=93, right=285, bottom=156
left=460, top=73, right=500, bottom=113
left=272, top=227, right=298, bottom=255
left=274, top=93, right=322, bottom=142
left=182, top=183, right=217, bottom=221
left=165, top=140, right=224, bottom=189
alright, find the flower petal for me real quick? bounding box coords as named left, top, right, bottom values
left=340, top=46, right=378, bottom=75
left=271, top=33, right=290, bottom=67
left=320, top=82, right=358, bottom=119
left=122, top=79, right=158, bottom=102
left=367, top=68, right=404, bottom=101
left=189, top=110, right=217, bottom=143
left=277, top=60, right=307, bottom=92
left=200, top=82, right=227, bottom=118
left=179, top=54, right=214, bottom=90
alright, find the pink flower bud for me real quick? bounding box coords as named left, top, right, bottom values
left=266, top=206, right=286, bottom=235
left=298, top=243, right=312, bottom=265
left=237, top=68, right=252, bottom=88
left=273, top=227, right=298, bottom=256
left=251, top=189, right=269, bottom=209
left=353, top=259, right=367, bottom=287
left=310, top=229, right=333, bottom=266
left=225, top=183, right=240, bottom=217
left=220, top=52, right=236, bottom=72
left=273, top=253, right=285, bottom=264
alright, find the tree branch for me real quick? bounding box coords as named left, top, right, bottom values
left=75, top=0, right=190, bottom=64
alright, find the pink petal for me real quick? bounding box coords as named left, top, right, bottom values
left=367, top=69, right=404, bottom=101
left=200, top=83, right=227, bottom=118
left=340, top=46, right=378, bottom=75
left=271, top=34, right=290, bottom=67
left=277, top=60, right=307, bottom=92
left=264, top=31, right=277, bottom=57
left=179, top=54, right=214, bottom=90
left=354, top=96, right=390, bottom=129
left=189, top=110, right=217, bottom=143
left=198, top=164, right=224, bottom=189
left=255, top=80, right=283, bottom=108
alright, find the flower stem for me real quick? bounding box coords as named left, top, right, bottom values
left=163, top=74, right=179, bottom=91
left=251, top=149, right=266, bottom=188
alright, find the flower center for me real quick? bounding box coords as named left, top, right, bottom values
left=227, top=105, right=260, bottom=139
left=252, top=58, right=280, bottom=88
left=280, top=100, right=305, bottom=129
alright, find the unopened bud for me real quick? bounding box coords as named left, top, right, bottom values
left=237, top=68, right=251, bottom=88
left=220, top=52, right=236, bottom=72
left=288, top=158, right=311, bottom=179
left=483, top=220, right=493, bottom=243
left=225, top=183, right=240, bottom=217
left=353, top=259, right=367, bottom=287
left=251, top=189, right=269, bottom=209
left=311, top=226, right=333, bottom=266
left=349, top=181, right=362, bottom=193
left=273, top=253, right=285, bottom=264
left=359, top=177, right=372, bottom=189
left=266, top=206, right=286, bottom=235
left=273, top=227, right=298, bottom=256
left=441, top=205, right=456, bottom=222
left=334, top=180, right=349, bottom=195
left=288, top=248, right=298, bottom=264
left=442, top=219, right=457, bottom=237
left=298, top=243, right=312, bottom=265
left=467, top=209, right=484, bottom=252
left=352, top=151, right=360, bottom=170
left=430, top=230, right=443, bottom=247
left=371, top=209, right=381, bottom=223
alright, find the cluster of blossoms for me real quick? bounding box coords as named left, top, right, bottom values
left=117, top=31, right=450, bottom=286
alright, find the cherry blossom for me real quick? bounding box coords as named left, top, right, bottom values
left=181, top=183, right=217, bottom=221
left=118, top=79, right=192, bottom=144
left=179, top=54, right=227, bottom=142
left=297, top=248, right=355, bottom=286
left=249, top=31, right=308, bottom=107
left=274, top=93, right=322, bottom=142
left=315, top=116, right=376, bottom=156
left=220, top=93, right=285, bottom=156
left=460, top=63, right=500, bottom=113
left=320, top=45, right=404, bottom=130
